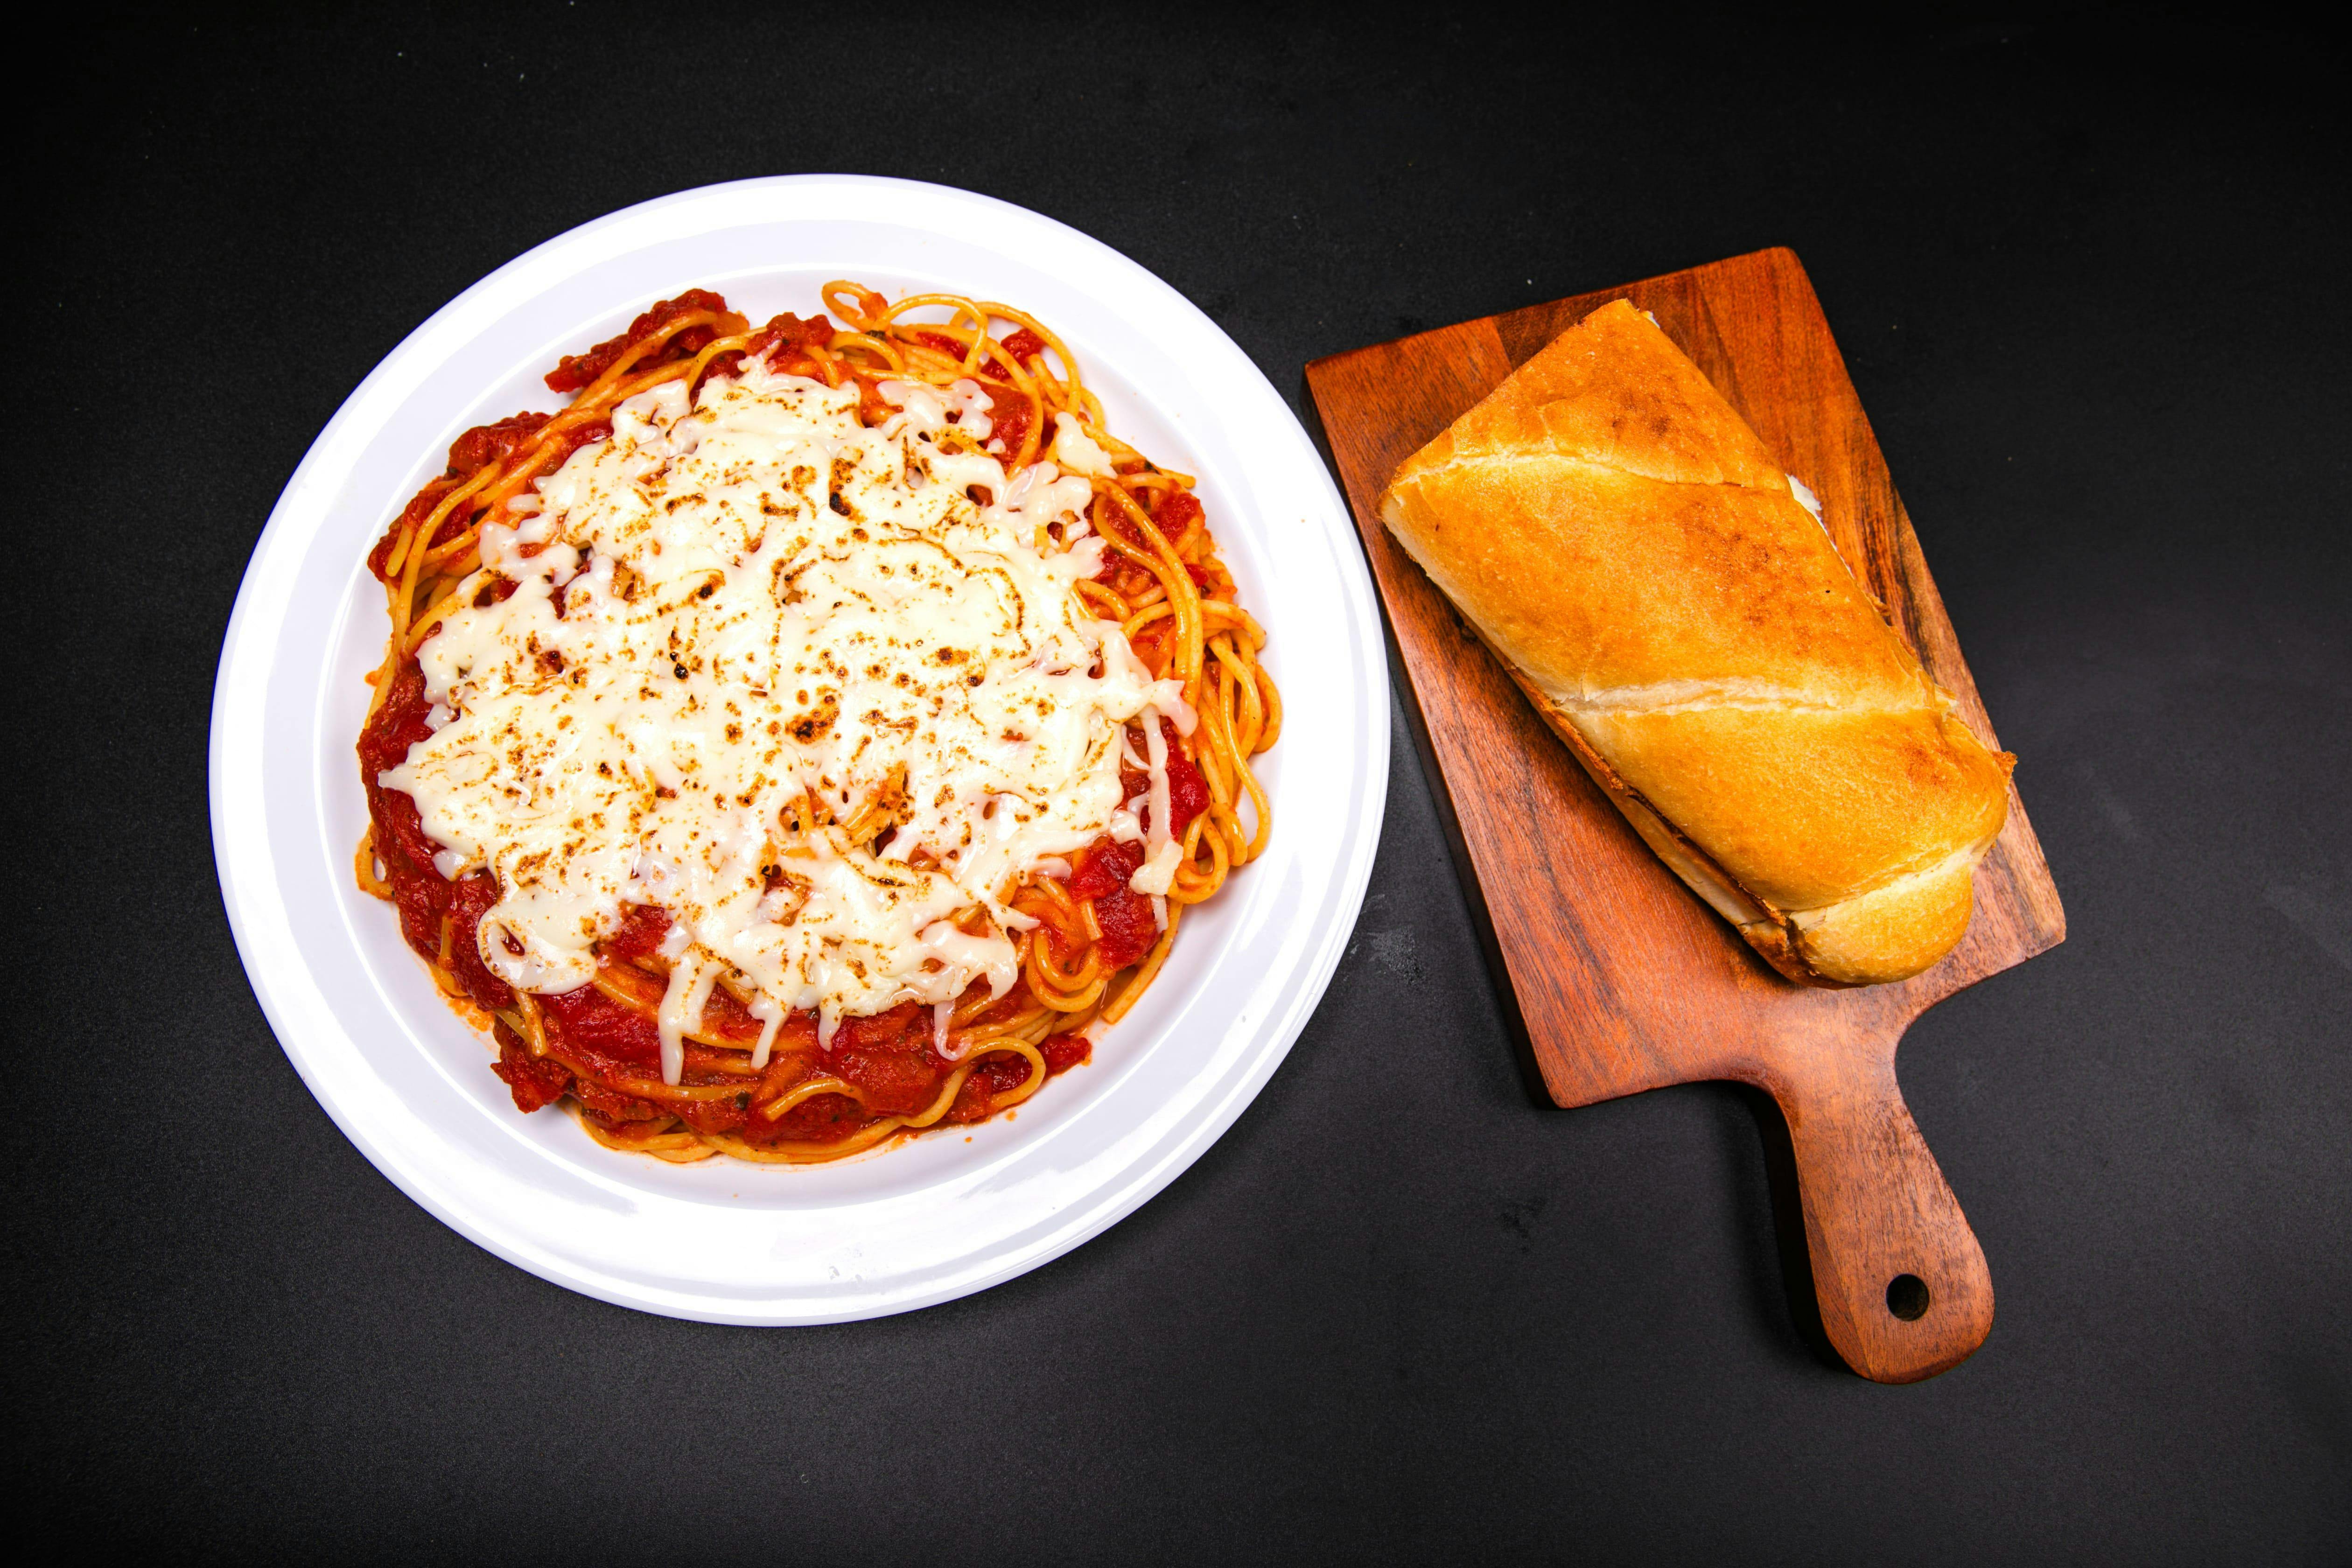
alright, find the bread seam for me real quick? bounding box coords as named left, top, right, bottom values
left=1394, top=447, right=1792, bottom=496
left=1551, top=688, right=1929, bottom=717
left=1782, top=841, right=1986, bottom=928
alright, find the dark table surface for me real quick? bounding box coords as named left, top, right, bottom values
left=19, top=7, right=2348, bottom=1562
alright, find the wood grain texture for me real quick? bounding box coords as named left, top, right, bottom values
left=1304, top=248, right=2065, bottom=1383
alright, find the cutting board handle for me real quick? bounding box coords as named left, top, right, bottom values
left=1760, top=1037, right=1995, bottom=1383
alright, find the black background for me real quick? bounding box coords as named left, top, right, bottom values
left=17, top=5, right=2349, bottom=1562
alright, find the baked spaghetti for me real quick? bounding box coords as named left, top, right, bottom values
left=355, top=284, right=1279, bottom=1163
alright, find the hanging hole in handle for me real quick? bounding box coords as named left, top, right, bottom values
left=1886, top=1273, right=1931, bottom=1321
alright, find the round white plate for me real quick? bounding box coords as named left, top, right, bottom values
left=210, top=175, right=1389, bottom=1324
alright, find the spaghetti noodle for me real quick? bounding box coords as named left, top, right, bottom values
left=356, top=284, right=1279, bottom=1164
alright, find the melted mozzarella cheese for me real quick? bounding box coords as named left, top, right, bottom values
left=381, top=359, right=1161, bottom=1076
left=1050, top=412, right=1118, bottom=478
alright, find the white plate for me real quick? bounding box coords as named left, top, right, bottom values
left=210, top=175, right=1389, bottom=1324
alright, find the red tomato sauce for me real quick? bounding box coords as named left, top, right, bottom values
left=366, top=413, right=614, bottom=581
left=1124, top=717, right=1211, bottom=841
left=739, top=311, right=836, bottom=385
left=978, top=379, right=1036, bottom=458
left=1058, top=720, right=1211, bottom=968
left=1089, top=486, right=1217, bottom=602
left=544, top=289, right=732, bottom=393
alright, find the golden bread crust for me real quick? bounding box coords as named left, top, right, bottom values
left=1383, top=451, right=1923, bottom=707
left=1787, top=859, right=1980, bottom=987
left=1396, top=299, right=1790, bottom=490
left=1376, top=298, right=2013, bottom=986
left=1575, top=706, right=2010, bottom=912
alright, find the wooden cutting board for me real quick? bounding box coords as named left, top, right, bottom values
left=1303, top=247, right=2065, bottom=1383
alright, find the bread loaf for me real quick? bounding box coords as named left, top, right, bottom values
left=1376, top=299, right=2013, bottom=986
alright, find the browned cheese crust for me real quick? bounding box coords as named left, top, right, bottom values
left=1376, top=298, right=2014, bottom=986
